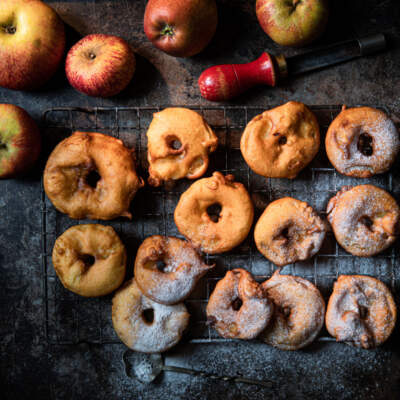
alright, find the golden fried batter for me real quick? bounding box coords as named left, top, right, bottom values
left=174, top=172, right=254, bottom=254
left=240, top=101, right=320, bottom=179
left=52, top=224, right=126, bottom=297
left=146, top=107, right=218, bottom=186
left=44, top=131, right=144, bottom=220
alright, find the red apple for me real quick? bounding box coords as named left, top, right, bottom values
left=0, top=104, right=41, bottom=179
left=256, top=0, right=329, bottom=47
left=0, top=0, right=65, bottom=90
left=144, top=0, right=218, bottom=57
left=65, top=34, right=136, bottom=97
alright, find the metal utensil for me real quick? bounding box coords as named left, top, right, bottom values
left=122, top=350, right=273, bottom=387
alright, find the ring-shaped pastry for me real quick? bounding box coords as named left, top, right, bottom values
left=146, top=107, right=218, bottom=186
left=326, top=275, right=396, bottom=349
left=260, top=271, right=325, bottom=350
left=174, top=172, right=254, bottom=254
left=44, top=131, right=144, bottom=220
left=112, top=280, right=190, bottom=353
left=240, top=101, right=320, bottom=179
left=327, top=185, right=400, bottom=256
left=52, top=224, right=126, bottom=297
left=134, top=235, right=213, bottom=305
left=326, top=106, right=400, bottom=178
left=254, top=197, right=327, bottom=267
left=206, top=269, right=273, bottom=339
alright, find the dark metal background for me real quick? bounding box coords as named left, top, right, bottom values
left=2, top=1, right=400, bottom=399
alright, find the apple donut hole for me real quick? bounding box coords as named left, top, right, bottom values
left=65, top=34, right=136, bottom=97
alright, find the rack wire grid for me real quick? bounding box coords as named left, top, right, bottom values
left=41, top=105, right=400, bottom=345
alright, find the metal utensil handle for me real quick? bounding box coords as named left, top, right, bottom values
left=163, top=365, right=273, bottom=388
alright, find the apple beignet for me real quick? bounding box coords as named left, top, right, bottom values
left=146, top=107, right=218, bottom=186
left=44, top=131, right=144, bottom=220
left=240, top=101, right=320, bottom=179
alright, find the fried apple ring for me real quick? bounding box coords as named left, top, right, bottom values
left=206, top=269, right=273, bottom=339
left=326, top=275, right=396, bottom=349
left=240, top=101, right=320, bottom=179
left=254, top=197, right=327, bottom=267
left=260, top=271, right=325, bottom=350
left=174, top=172, right=254, bottom=254
left=146, top=107, right=218, bottom=186
left=52, top=224, right=126, bottom=297
left=112, top=280, right=190, bottom=353
left=326, top=106, right=399, bottom=178
left=44, top=131, right=144, bottom=220
left=134, top=235, right=214, bottom=305
left=327, top=185, right=400, bottom=256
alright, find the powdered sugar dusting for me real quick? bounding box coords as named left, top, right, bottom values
left=326, top=275, right=396, bottom=348
left=206, top=269, right=273, bottom=339
left=112, top=280, right=190, bottom=353
left=135, top=236, right=213, bottom=305
left=260, top=272, right=325, bottom=350
left=327, top=108, right=399, bottom=176
left=327, top=185, right=400, bottom=256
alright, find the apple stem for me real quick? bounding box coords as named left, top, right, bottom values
left=161, top=24, right=175, bottom=37
left=293, top=0, right=301, bottom=6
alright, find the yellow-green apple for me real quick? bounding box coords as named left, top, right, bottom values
left=65, top=34, right=136, bottom=97
left=256, top=0, right=329, bottom=47
left=144, top=0, right=218, bottom=57
left=0, top=0, right=65, bottom=90
left=0, top=104, right=41, bottom=178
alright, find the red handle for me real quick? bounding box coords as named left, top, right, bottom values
left=198, top=52, right=280, bottom=102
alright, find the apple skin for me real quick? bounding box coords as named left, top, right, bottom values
left=0, top=104, right=41, bottom=179
left=144, top=0, right=218, bottom=57
left=65, top=34, right=136, bottom=98
left=256, top=0, right=329, bottom=47
left=0, top=0, right=65, bottom=90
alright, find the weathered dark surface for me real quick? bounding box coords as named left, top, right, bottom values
left=1, top=1, right=400, bottom=399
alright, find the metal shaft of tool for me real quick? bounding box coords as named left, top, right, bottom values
left=286, top=33, right=386, bottom=76
left=163, top=365, right=273, bottom=388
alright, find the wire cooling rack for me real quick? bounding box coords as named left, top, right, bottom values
left=41, top=105, right=400, bottom=345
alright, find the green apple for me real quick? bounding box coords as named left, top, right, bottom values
left=0, top=104, right=41, bottom=178
left=256, top=0, right=329, bottom=47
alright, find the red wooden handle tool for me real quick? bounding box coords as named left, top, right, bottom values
left=198, top=33, right=387, bottom=101
left=198, top=53, right=287, bottom=102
